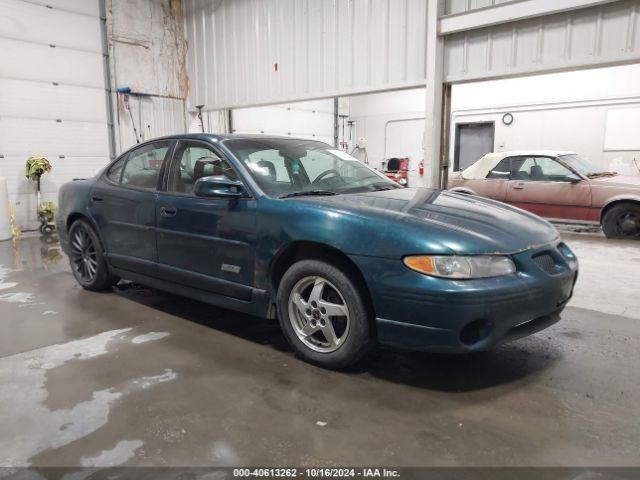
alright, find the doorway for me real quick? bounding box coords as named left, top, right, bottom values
left=454, top=122, right=495, bottom=171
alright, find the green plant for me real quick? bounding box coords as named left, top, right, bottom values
left=38, top=201, right=58, bottom=223
left=25, top=156, right=52, bottom=181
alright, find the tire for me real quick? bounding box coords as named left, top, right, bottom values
left=276, top=259, right=374, bottom=369
left=602, top=203, right=640, bottom=240
left=68, top=219, right=119, bottom=291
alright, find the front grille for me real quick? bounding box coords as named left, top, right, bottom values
left=532, top=252, right=558, bottom=274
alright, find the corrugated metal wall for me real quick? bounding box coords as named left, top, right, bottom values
left=112, top=95, right=186, bottom=154
left=445, top=0, right=513, bottom=16
left=444, top=0, right=640, bottom=82
left=107, top=0, right=189, bottom=154
left=183, top=0, right=428, bottom=109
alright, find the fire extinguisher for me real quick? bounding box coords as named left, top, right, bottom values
left=419, top=160, right=424, bottom=176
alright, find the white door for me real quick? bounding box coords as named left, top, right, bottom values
left=385, top=119, right=425, bottom=187
left=0, top=0, right=109, bottom=229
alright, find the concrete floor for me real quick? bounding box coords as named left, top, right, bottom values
left=0, top=231, right=638, bottom=468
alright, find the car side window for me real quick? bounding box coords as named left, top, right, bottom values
left=511, top=156, right=576, bottom=182
left=121, top=142, right=170, bottom=190
left=486, top=158, right=512, bottom=179
left=106, top=157, right=126, bottom=183
left=246, top=149, right=292, bottom=183
left=168, top=142, right=238, bottom=195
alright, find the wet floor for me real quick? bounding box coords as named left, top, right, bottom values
left=0, top=233, right=638, bottom=467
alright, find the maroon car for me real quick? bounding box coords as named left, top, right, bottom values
left=448, top=151, right=640, bottom=239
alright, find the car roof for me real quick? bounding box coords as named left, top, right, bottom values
left=461, top=150, right=577, bottom=180
left=484, top=150, right=576, bottom=160
left=145, top=133, right=329, bottom=143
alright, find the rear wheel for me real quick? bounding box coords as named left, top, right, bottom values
left=68, top=219, right=119, bottom=290
left=602, top=203, right=640, bottom=239
left=276, top=259, right=374, bottom=369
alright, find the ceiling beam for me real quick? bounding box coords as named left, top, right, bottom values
left=439, top=0, right=622, bottom=35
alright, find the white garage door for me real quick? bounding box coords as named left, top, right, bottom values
left=0, top=0, right=109, bottom=230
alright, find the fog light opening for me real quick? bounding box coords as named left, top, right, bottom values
left=460, top=319, right=493, bottom=346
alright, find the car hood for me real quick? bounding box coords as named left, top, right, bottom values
left=291, top=188, right=559, bottom=255
left=589, top=174, right=640, bottom=188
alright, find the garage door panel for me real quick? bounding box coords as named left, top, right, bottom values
left=8, top=191, right=66, bottom=230
left=9, top=193, right=40, bottom=230
left=25, top=0, right=99, bottom=17
left=1, top=156, right=107, bottom=196
left=0, top=38, right=103, bottom=88
left=0, top=118, right=108, bottom=157
left=0, top=79, right=106, bottom=123
left=0, top=0, right=101, bottom=53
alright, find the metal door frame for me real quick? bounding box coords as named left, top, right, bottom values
left=453, top=121, right=495, bottom=171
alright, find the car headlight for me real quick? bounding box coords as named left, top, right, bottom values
left=403, top=255, right=516, bottom=279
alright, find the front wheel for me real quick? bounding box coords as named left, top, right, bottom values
left=68, top=219, right=119, bottom=291
left=276, top=259, right=374, bottom=369
left=602, top=203, right=640, bottom=239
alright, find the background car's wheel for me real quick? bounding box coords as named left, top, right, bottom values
left=276, top=259, right=374, bottom=369
left=68, top=219, right=119, bottom=291
left=602, top=203, right=640, bottom=239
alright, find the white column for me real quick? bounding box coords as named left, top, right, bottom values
left=423, top=0, right=445, bottom=189
left=0, top=178, right=12, bottom=241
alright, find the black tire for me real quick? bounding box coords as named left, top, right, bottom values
left=602, top=203, right=640, bottom=239
left=68, top=219, right=119, bottom=291
left=276, top=259, right=375, bottom=369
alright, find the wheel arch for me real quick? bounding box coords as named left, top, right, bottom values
left=600, top=196, right=640, bottom=223
left=269, top=241, right=376, bottom=319
left=65, top=212, right=108, bottom=254
left=449, top=187, right=476, bottom=195
left=66, top=212, right=94, bottom=232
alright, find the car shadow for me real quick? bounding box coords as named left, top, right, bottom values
left=113, top=281, right=562, bottom=393
left=360, top=340, right=561, bottom=392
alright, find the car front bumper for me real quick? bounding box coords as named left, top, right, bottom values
left=350, top=241, right=578, bottom=353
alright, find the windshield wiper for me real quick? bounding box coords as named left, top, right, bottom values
left=279, top=190, right=338, bottom=199
left=586, top=171, right=617, bottom=178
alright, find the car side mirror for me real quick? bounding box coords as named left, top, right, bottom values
left=194, top=175, right=246, bottom=198
left=566, top=174, right=582, bottom=184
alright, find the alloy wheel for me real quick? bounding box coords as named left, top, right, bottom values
left=288, top=276, right=350, bottom=353
left=69, top=227, right=98, bottom=283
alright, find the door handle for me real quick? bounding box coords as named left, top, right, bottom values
left=159, top=206, right=177, bottom=217
left=91, top=196, right=104, bottom=202
left=512, top=183, right=525, bottom=190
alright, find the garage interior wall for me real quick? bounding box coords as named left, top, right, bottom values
left=231, top=99, right=336, bottom=146
left=346, top=89, right=426, bottom=187
left=450, top=63, right=640, bottom=173
left=444, top=0, right=514, bottom=15
left=106, top=0, right=189, bottom=154
left=443, top=0, right=640, bottom=83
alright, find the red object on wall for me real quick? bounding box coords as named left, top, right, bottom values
left=383, top=157, right=410, bottom=187
left=274, top=63, right=278, bottom=72
left=419, top=161, right=424, bottom=176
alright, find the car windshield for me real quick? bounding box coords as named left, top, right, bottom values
left=223, top=138, right=400, bottom=197
left=560, top=154, right=617, bottom=178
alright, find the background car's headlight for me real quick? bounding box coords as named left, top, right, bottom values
left=403, top=255, right=516, bottom=279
